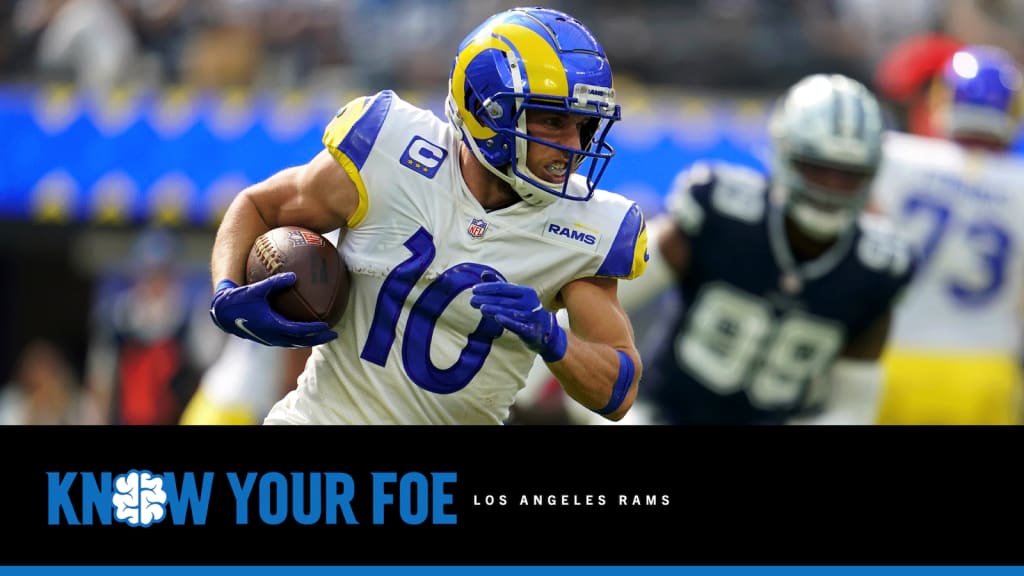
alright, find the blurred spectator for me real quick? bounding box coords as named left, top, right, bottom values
left=830, top=0, right=947, bottom=71
left=8, top=0, right=998, bottom=94
left=34, top=0, right=139, bottom=92
left=4, top=0, right=64, bottom=79
left=178, top=1, right=263, bottom=88
left=83, top=226, right=223, bottom=425
left=873, top=33, right=964, bottom=137
left=259, top=0, right=332, bottom=87
left=0, top=339, right=81, bottom=425
left=338, top=0, right=465, bottom=90
left=943, top=0, right=1024, bottom=65
left=125, top=0, right=193, bottom=85
left=557, top=0, right=875, bottom=91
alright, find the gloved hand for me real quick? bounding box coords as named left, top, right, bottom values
left=209, top=273, right=338, bottom=348
left=470, top=272, right=567, bottom=362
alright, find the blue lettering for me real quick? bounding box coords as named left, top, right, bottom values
left=231, top=472, right=359, bottom=526
left=399, top=472, right=429, bottom=525
left=549, top=224, right=597, bottom=245
left=47, top=472, right=78, bottom=525
left=47, top=472, right=114, bottom=526
left=80, top=472, right=112, bottom=525
left=325, top=473, right=358, bottom=525
left=569, top=230, right=597, bottom=244
left=292, top=472, right=321, bottom=525
left=227, top=472, right=257, bottom=524
left=431, top=472, right=457, bottom=525
left=259, top=472, right=288, bottom=525
left=372, top=471, right=458, bottom=525
left=163, top=472, right=214, bottom=525
left=372, top=472, right=397, bottom=525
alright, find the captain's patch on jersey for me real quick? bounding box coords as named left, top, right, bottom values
left=543, top=220, right=601, bottom=251
left=399, top=136, right=448, bottom=178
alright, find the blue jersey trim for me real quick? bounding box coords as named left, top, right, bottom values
left=337, top=90, right=394, bottom=170
left=596, top=203, right=644, bottom=278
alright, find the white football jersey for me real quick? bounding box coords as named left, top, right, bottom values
left=871, top=131, right=1024, bottom=353
left=265, top=91, right=648, bottom=425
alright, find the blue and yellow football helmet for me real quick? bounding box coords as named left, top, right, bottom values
left=940, top=44, right=1023, bottom=146
left=445, top=7, right=620, bottom=206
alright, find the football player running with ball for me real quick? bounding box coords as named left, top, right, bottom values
left=207, top=8, right=648, bottom=425
left=619, top=74, right=915, bottom=425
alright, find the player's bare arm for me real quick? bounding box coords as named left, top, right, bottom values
left=549, top=277, right=642, bottom=421
left=210, top=150, right=358, bottom=286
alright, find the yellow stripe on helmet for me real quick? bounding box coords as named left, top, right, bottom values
left=451, top=22, right=568, bottom=141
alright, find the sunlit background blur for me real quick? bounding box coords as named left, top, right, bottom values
left=2, top=0, right=1023, bottom=424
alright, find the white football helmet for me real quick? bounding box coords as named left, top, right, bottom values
left=768, top=74, right=884, bottom=240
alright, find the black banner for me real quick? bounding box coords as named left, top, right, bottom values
left=3, top=425, right=1021, bottom=565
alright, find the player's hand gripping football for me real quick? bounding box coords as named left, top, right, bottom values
left=470, top=272, right=567, bottom=362
left=209, top=273, right=338, bottom=348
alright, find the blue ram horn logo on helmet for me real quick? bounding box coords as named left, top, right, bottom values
left=445, top=7, right=621, bottom=207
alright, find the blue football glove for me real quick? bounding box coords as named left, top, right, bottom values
left=470, top=272, right=567, bottom=362
left=209, top=273, right=337, bottom=348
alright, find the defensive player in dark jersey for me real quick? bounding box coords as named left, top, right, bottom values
left=619, top=74, right=915, bottom=425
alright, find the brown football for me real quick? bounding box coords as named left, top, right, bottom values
left=245, top=226, right=349, bottom=326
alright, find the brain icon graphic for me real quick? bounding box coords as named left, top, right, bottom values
left=113, top=470, right=168, bottom=527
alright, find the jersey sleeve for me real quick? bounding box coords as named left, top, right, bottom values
left=321, top=90, right=395, bottom=228
left=854, top=215, right=919, bottom=329
left=595, top=202, right=649, bottom=280
left=664, top=162, right=716, bottom=238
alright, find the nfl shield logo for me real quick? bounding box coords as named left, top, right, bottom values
left=287, top=229, right=325, bottom=247
left=467, top=218, right=488, bottom=238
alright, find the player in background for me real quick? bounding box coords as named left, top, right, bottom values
left=178, top=340, right=310, bottom=425
left=871, top=45, right=1024, bottom=425
left=83, top=227, right=221, bottom=425
left=608, top=74, right=914, bottom=425
left=206, top=7, right=648, bottom=425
